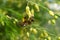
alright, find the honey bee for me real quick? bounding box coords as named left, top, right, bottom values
left=17, top=16, right=34, bottom=27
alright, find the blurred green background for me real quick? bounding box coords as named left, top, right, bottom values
left=0, top=0, right=60, bottom=40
